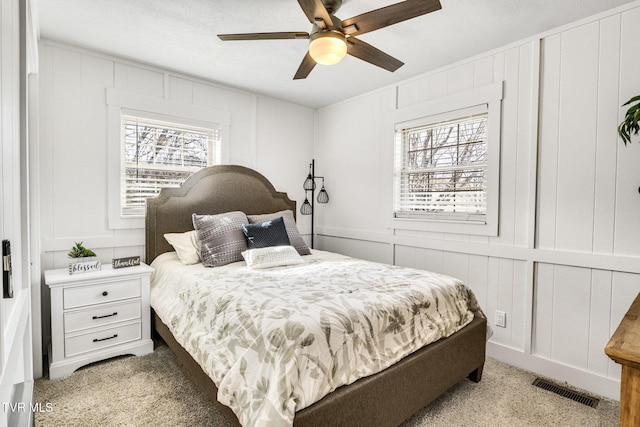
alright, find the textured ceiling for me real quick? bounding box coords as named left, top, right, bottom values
left=37, top=0, right=636, bottom=108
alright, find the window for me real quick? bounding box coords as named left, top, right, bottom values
left=390, top=82, right=502, bottom=236
left=106, top=88, right=230, bottom=229
left=395, top=113, right=488, bottom=222
left=121, top=116, right=221, bottom=217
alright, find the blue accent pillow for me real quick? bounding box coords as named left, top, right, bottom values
left=247, top=210, right=311, bottom=255
left=242, top=216, right=291, bottom=249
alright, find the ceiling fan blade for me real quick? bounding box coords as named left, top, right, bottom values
left=218, top=32, right=309, bottom=41
left=346, top=37, right=404, bottom=72
left=341, top=0, right=441, bottom=37
left=293, top=52, right=317, bottom=80
left=297, top=0, right=333, bottom=28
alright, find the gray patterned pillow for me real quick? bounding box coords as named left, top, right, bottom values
left=247, top=210, right=311, bottom=255
left=192, top=211, right=249, bottom=267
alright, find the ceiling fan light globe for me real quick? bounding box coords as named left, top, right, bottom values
left=309, top=32, right=347, bottom=65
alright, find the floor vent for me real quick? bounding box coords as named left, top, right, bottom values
left=532, top=378, right=599, bottom=408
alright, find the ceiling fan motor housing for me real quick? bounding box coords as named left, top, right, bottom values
left=310, top=14, right=343, bottom=35
left=322, top=0, right=343, bottom=15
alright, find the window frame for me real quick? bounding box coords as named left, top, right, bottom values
left=106, top=88, right=230, bottom=229
left=389, top=82, right=503, bottom=236
left=120, top=113, right=221, bottom=218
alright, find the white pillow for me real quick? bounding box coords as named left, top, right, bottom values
left=241, top=246, right=304, bottom=269
left=164, top=230, right=200, bottom=265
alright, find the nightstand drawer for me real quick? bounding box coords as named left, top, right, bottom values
left=65, top=322, right=142, bottom=358
left=63, top=278, right=141, bottom=309
left=64, top=300, right=142, bottom=333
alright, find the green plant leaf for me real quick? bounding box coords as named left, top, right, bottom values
left=627, top=105, right=640, bottom=116
left=619, top=96, right=640, bottom=144
left=622, top=95, right=640, bottom=106
left=619, top=123, right=631, bottom=145
left=68, top=241, right=96, bottom=258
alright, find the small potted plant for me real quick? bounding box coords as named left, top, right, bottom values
left=618, top=95, right=640, bottom=145
left=68, top=241, right=101, bottom=274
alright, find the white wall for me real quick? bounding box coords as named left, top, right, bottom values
left=0, top=0, right=37, bottom=423
left=36, top=40, right=315, bottom=371
left=315, top=2, right=640, bottom=400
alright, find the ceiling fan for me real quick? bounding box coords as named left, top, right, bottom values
left=218, top=0, right=442, bottom=80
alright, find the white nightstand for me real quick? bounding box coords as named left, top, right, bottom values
left=44, top=263, right=154, bottom=379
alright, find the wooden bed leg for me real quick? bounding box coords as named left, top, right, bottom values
left=468, top=364, right=484, bottom=383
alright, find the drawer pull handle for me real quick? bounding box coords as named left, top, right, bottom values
left=92, top=312, right=118, bottom=320
left=93, top=334, right=118, bottom=343
left=102, top=291, right=108, bottom=296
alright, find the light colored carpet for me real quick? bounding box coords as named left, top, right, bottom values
left=34, top=343, right=619, bottom=427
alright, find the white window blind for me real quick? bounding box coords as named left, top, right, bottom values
left=394, top=112, right=488, bottom=222
left=121, top=115, right=221, bottom=217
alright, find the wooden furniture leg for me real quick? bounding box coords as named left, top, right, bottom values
left=619, top=365, right=640, bottom=426
left=605, top=292, right=640, bottom=427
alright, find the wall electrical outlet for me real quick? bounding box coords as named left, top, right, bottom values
left=495, top=310, right=506, bottom=328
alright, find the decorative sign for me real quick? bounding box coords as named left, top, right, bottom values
left=112, top=256, right=141, bottom=269
left=69, top=258, right=102, bottom=275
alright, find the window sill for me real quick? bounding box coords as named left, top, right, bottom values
left=392, top=217, right=498, bottom=237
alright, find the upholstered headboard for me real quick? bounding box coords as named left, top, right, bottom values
left=145, top=165, right=296, bottom=263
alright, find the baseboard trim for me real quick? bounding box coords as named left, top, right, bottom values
left=487, top=341, right=620, bottom=401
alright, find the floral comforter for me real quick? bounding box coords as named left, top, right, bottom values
left=150, top=250, right=484, bottom=427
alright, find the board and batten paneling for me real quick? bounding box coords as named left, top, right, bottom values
left=315, top=3, right=640, bottom=400
left=36, top=40, right=316, bottom=373
left=318, top=37, right=539, bottom=346
left=614, top=6, right=640, bottom=257
left=38, top=40, right=315, bottom=270
left=554, top=23, right=600, bottom=253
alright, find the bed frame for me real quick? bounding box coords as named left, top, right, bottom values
left=145, top=164, right=487, bottom=427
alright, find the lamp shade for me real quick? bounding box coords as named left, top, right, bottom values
left=317, top=186, right=329, bottom=203
left=300, top=197, right=312, bottom=215
left=309, top=31, right=347, bottom=65
left=303, top=174, right=315, bottom=191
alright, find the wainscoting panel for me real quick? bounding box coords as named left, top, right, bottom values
left=589, top=269, right=613, bottom=377
left=534, top=263, right=640, bottom=381
left=394, top=245, right=529, bottom=351
left=315, top=235, right=390, bottom=265
left=549, top=265, right=592, bottom=369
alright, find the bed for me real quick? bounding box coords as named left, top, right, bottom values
left=145, top=164, right=487, bottom=427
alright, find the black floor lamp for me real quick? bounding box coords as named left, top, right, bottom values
left=300, top=159, right=329, bottom=248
